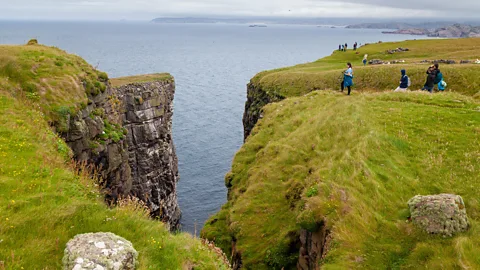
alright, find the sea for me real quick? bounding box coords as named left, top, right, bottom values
left=0, top=21, right=415, bottom=233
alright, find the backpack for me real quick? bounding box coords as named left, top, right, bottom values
left=441, top=80, right=447, bottom=87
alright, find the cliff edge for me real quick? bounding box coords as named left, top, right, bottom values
left=0, top=42, right=228, bottom=268
left=204, top=38, right=480, bottom=269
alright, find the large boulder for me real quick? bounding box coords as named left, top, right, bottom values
left=63, top=232, right=138, bottom=270
left=408, top=194, right=469, bottom=236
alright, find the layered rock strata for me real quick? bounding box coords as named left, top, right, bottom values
left=116, top=80, right=180, bottom=229
left=62, top=77, right=180, bottom=230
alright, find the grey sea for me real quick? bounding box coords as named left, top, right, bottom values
left=0, top=21, right=414, bottom=233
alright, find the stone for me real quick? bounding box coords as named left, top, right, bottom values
left=63, top=232, right=137, bottom=270
left=407, top=194, right=469, bottom=236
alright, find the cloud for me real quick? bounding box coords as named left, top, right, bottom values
left=1, top=0, right=479, bottom=20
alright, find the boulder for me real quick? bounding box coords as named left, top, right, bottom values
left=408, top=194, right=469, bottom=236
left=63, top=232, right=138, bottom=270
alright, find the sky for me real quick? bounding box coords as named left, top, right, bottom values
left=1, top=0, right=479, bottom=21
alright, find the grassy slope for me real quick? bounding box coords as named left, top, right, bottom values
left=0, top=44, right=227, bottom=269
left=203, top=38, right=480, bottom=269
left=205, top=91, right=480, bottom=269
left=110, top=73, right=174, bottom=87
left=252, top=38, right=480, bottom=98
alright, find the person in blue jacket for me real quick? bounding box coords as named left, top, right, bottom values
left=341, top=62, right=354, bottom=95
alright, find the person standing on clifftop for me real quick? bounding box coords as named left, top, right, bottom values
left=421, top=65, right=437, bottom=93
left=363, top=54, right=368, bottom=66
left=342, top=44, right=345, bottom=51
left=339, top=44, right=342, bottom=51
left=344, top=43, right=348, bottom=51
left=341, top=62, right=354, bottom=95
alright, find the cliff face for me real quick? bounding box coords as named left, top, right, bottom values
left=117, top=80, right=180, bottom=229
left=63, top=77, right=180, bottom=230
left=242, top=82, right=284, bottom=140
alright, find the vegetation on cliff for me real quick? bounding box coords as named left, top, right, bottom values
left=0, top=43, right=228, bottom=269
left=204, top=39, right=480, bottom=269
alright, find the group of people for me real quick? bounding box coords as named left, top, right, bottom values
left=395, top=63, right=446, bottom=93
left=338, top=42, right=359, bottom=52
left=340, top=62, right=447, bottom=95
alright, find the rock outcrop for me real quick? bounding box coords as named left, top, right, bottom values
left=63, top=232, right=137, bottom=270
left=408, top=194, right=469, bottom=236
left=116, top=80, right=180, bottom=229
left=297, top=226, right=330, bottom=270
left=62, top=76, right=180, bottom=230
left=242, top=82, right=284, bottom=140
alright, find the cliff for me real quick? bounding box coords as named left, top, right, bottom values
left=0, top=43, right=228, bottom=268
left=115, top=78, right=181, bottom=229
left=62, top=74, right=181, bottom=230
left=203, top=38, right=480, bottom=269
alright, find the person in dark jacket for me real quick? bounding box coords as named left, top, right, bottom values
left=422, top=65, right=437, bottom=93
left=394, top=69, right=410, bottom=92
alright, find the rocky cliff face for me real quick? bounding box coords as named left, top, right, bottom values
left=116, top=80, right=180, bottom=229
left=242, top=82, right=284, bottom=140
left=62, top=77, right=180, bottom=230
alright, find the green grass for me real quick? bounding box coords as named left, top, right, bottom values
left=204, top=91, right=480, bottom=269
left=110, top=73, right=173, bottom=88
left=0, top=44, right=109, bottom=124
left=252, top=38, right=480, bottom=98
left=0, top=44, right=228, bottom=269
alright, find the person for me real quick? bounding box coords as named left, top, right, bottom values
left=421, top=65, right=437, bottom=93
left=354, top=42, right=358, bottom=50
left=394, top=69, right=410, bottom=92
left=341, top=62, right=354, bottom=95
left=341, top=44, right=345, bottom=51
left=363, top=54, right=368, bottom=66
left=433, top=63, right=443, bottom=90
left=345, top=43, right=348, bottom=51
left=339, top=44, right=341, bottom=51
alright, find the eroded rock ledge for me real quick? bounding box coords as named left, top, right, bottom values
left=62, top=74, right=180, bottom=230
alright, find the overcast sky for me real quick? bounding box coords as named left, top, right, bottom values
left=1, top=0, right=479, bottom=20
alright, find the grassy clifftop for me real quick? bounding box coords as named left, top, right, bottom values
left=252, top=38, right=480, bottom=98
left=110, top=73, right=174, bottom=87
left=204, top=38, right=480, bottom=269
left=204, top=91, right=480, bottom=269
left=0, top=43, right=228, bottom=269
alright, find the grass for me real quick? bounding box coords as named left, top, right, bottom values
left=0, top=44, right=111, bottom=124
left=0, top=43, right=228, bottom=269
left=110, top=73, right=173, bottom=88
left=204, top=38, right=480, bottom=269
left=204, top=91, right=480, bottom=269
left=251, top=38, right=480, bottom=98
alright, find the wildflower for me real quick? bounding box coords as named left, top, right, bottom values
left=5, top=218, right=8, bottom=221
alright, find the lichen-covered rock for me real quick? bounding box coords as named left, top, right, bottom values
left=63, top=232, right=137, bottom=270
left=408, top=194, right=469, bottom=236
